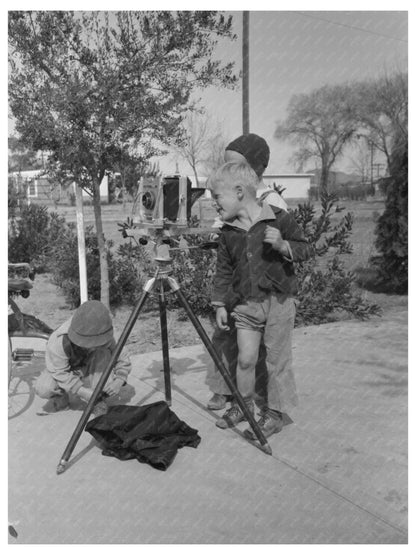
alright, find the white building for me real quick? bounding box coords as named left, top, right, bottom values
left=198, top=173, right=312, bottom=202
left=262, top=174, right=313, bottom=201
left=9, top=170, right=111, bottom=203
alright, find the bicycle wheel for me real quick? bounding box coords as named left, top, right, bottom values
left=8, top=337, right=12, bottom=386
left=8, top=340, right=47, bottom=420
left=8, top=363, right=36, bottom=420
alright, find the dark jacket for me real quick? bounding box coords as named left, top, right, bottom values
left=212, top=204, right=313, bottom=310
left=86, top=401, right=201, bottom=471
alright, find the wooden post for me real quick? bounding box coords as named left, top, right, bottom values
left=177, top=176, right=188, bottom=226
left=74, top=183, right=88, bottom=303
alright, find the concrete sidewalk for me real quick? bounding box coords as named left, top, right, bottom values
left=8, top=309, right=408, bottom=544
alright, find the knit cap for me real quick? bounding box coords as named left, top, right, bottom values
left=68, top=301, right=113, bottom=348
left=225, top=133, right=270, bottom=177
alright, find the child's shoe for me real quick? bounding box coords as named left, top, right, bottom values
left=38, top=392, right=70, bottom=415
left=244, top=409, right=284, bottom=439
left=207, top=393, right=231, bottom=410
left=216, top=399, right=254, bottom=429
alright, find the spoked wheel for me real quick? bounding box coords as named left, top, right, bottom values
left=8, top=368, right=36, bottom=420
left=8, top=336, right=48, bottom=420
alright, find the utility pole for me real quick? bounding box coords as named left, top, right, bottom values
left=242, top=11, right=250, bottom=134
left=370, top=141, right=374, bottom=188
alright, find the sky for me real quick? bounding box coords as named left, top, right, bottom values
left=167, top=9, right=408, bottom=177
left=4, top=5, right=408, bottom=178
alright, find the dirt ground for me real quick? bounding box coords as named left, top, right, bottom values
left=16, top=272, right=215, bottom=357
left=16, top=270, right=407, bottom=358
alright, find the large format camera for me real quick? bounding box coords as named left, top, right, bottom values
left=121, top=174, right=214, bottom=260
left=134, top=174, right=206, bottom=228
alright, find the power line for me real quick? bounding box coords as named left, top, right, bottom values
left=296, top=11, right=408, bottom=43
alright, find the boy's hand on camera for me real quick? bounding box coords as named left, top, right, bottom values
left=216, top=306, right=230, bottom=331
left=264, top=226, right=289, bottom=255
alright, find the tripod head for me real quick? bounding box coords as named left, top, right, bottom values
left=152, top=252, right=175, bottom=278
left=118, top=218, right=218, bottom=267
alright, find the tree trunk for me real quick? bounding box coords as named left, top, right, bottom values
left=120, top=173, right=127, bottom=210
left=319, top=166, right=329, bottom=195
left=92, top=179, right=110, bottom=308
left=192, top=164, right=200, bottom=187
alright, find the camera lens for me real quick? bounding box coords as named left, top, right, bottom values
left=142, top=191, right=155, bottom=210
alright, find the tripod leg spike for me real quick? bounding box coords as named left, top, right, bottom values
left=258, top=442, right=273, bottom=456
left=56, top=460, right=67, bottom=475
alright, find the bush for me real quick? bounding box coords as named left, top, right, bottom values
left=47, top=225, right=142, bottom=308
left=169, top=235, right=217, bottom=318
left=296, top=257, right=380, bottom=325
left=111, top=234, right=217, bottom=317
left=110, top=243, right=151, bottom=306
left=8, top=204, right=69, bottom=272
left=370, top=140, right=407, bottom=293
left=291, top=192, right=380, bottom=326
left=9, top=204, right=49, bottom=267
left=8, top=180, right=27, bottom=219
left=49, top=230, right=156, bottom=309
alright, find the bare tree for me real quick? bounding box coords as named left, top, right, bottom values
left=346, top=140, right=372, bottom=184
left=275, top=84, right=358, bottom=194
left=201, top=126, right=230, bottom=177
left=354, top=71, right=408, bottom=175
left=174, top=111, right=212, bottom=186
left=174, top=111, right=230, bottom=185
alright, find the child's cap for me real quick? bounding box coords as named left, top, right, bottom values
left=225, top=133, right=270, bottom=177
left=68, top=300, right=113, bottom=348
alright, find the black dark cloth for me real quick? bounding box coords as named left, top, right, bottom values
left=85, top=401, right=201, bottom=471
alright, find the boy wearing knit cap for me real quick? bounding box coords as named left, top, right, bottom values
left=208, top=161, right=312, bottom=437
left=206, top=133, right=287, bottom=411
left=35, top=300, right=131, bottom=415
left=224, top=132, right=287, bottom=210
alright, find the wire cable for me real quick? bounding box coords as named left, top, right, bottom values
left=296, top=11, right=408, bottom=43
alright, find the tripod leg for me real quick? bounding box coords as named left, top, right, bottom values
left=168, top=279, right=272, bottom=455
left=56, top=279, right=155, bottom=474
left=158, top=280, right=172, bottom=405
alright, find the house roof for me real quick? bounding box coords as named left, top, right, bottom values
left=9, top=170, right=45, bottom=178
left=264, top=174, right=314, bottom=178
